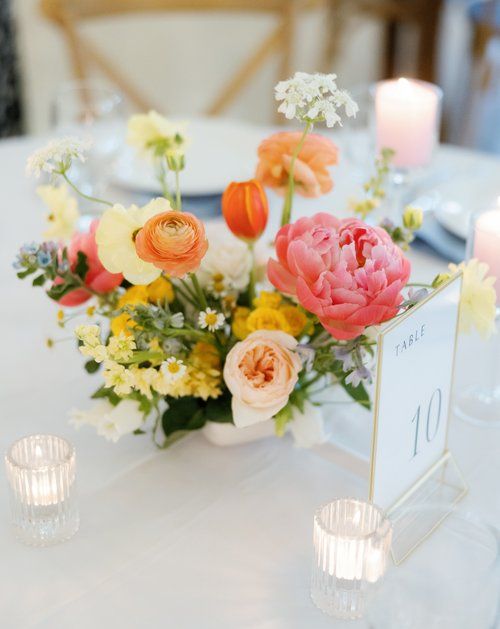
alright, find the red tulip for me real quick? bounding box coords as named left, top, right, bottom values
left=222, top=179, right=269, bottom=241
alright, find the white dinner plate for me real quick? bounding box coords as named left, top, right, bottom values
left=432, top=160, right=500, bottom=240
left=113, top=116, right=271, bottom=196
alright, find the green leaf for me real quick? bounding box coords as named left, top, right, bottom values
left=74, top=251, right=89, bottom=281
left=340, top=378, right=371, bottom=410
left=32, top=274, right=46, bottom=287
left=46, top=281, right=77, bottom=301
left=161, top=397, right=206, bottom=437
left=204, top=392, right=233, bottom=424
left=17, top=268, right=36, bottom=279
left=274, top=404, right=292, bottom=437
left=91, top=385, right=121, bottom=406
left=84, top=359, right=100, bottom=374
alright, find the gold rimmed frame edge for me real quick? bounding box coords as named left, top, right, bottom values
left=367, top=272, right=467, bottom=565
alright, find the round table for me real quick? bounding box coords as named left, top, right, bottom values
left=1, top=133, right=499, bottom=628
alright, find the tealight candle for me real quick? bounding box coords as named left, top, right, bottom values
left=374, top=78, right=442, bottom=169
left=5, top=435, right=79, bottom=546
left=311, top=498, right=392, bottom=619
left=473, top=201, right=500, bottom=302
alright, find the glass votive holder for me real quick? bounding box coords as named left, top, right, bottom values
left=454, top=199, right=500, bottom=426
left=5, top=435, right=79, bottom=546
left=311, top=498, right=392, bottom=620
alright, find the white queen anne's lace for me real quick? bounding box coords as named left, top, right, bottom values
left=275, top=72, right=358, bottom=127
left=26, top=136, right=92, bottom=178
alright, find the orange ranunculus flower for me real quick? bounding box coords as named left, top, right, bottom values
left=255, top=131, right=338, bottom=198
left=134, top=211, right=208, bottom=277
left=221, top=179, right=269, bottom=241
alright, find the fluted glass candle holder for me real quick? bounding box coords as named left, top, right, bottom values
left=311, top=499, right=392, bottom=619
left=5, top=435, right=79, bottom=546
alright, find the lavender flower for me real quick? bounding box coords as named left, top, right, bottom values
left=345, top=365, right=372, bottom=388
left=296, top=345, right=315, bottom=371
left=333, top=346, right=355, bottom=372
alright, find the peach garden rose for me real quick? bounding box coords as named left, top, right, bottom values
left=223, top=330, right=302, bottom=428
left=135, top=210, right=208, bottom=277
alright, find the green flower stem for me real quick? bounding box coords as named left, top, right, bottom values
left=280, top=120, right=312, bottom=227
left=157, top=158, right=174, bottom=205
left=174, top=281, right=198, bottom=308
left=175, top=170, right=182, bottom=211
left=301, top=372, right=324, bottom=390
left=124, top=351, right=164, bottom=365
left=248, top=242, right=256, bottom=305
left=190, top=273, right=207, bottom=310
left=406, top=282, right=433, bottom=288
left=61, top=172, right=113, bottom=207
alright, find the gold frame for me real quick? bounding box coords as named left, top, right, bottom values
left=367, top=272, right=467, bottom=563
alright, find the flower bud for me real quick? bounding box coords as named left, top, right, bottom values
left=222, top=179, right=269, bottom=241
left=432, top=272, right=451, bottom=288
left=403, top=206, right=423, bottom=231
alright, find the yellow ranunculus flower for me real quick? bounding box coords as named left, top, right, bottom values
left=246, top=307, right=291, bottom=335
left=253, top=291, right=282, bottom=309
left=111, top=285, right=149, bottom=337
left=279, top=305, right=307, bottom=337
left=449, top=259, right=497, bottom=339
left=147, top=276, right=174, bottom=304
left=232, top=306, right=251, bottom=340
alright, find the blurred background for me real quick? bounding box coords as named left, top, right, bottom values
left=1, top=0, right=500, bottom=153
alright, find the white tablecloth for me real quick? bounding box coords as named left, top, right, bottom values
left=1, top=135, right=500, bottom=628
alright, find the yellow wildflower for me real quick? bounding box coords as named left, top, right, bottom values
left=403, top=205, right=424, bottom=231
left=103, top=362, right=135, bottom=396
left=190, top=342, right=220, bottom=369
left=57, top=310, right=64, bottom=322
left=449, top=259, right=497, bottom=339
left=279, top=305, right=307, bottom=337
left=37, top=184, right=79, bottom=240
left=86, top=306, right=96, bottom=317
left=130, top=365, right=156, bottom=399
left=246, top=307, right=291, bottom=335
left=253, top=291, right=282, bottom=309
left=107, top=333, right=136, bottom=362
left=147, top=276, right=174, bottom=304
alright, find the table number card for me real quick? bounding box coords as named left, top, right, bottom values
left=369, top=273, right=462, bottom=511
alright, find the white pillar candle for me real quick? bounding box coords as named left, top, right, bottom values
left=474, top=202, right=500, bottom=303
left=375, top=78, right=441, bottom=169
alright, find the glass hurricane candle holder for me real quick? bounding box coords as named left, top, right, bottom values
left=454, top=199, right=500, bottom=426
left=5, top=435, right=79, bottom=546
left=311, top=498, right=392, bottom=619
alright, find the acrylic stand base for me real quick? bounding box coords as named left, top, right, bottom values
left=387, top=450, right=467, bottom=565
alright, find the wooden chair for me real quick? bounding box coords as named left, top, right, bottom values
left=40, top=0, right=322, bottom=117
left=322, top=0, right=444, bottom=83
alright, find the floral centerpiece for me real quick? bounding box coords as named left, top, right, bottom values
left=16, top=73, right=497, bottom=448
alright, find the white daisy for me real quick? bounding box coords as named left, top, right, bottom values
left=198, top=308, right=225, bottom=332
left=161, top=357, right=187, bottom=382
left=26, top=136, right=92, bottom=178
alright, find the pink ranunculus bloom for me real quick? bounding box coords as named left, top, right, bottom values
left=268, top=215, right=411, bottom=340
left=58, top=220, right=123, bottom=306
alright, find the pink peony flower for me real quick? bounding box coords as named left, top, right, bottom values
left=268, top=215, right=411, bottom=340
left=223, top=330, right=302, bottom=427
left=58, top=220, right=123, bottom=306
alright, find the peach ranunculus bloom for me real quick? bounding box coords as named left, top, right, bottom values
left=255, top=131, right=338, bottom=198
left=268, top=214, right=411, bottom=340
left=135, top=211, right=208, bottom=277
left=223, top=330, right=302, bottom=428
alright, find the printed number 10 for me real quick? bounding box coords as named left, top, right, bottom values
left=411, top=388, right=442, bottom=459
